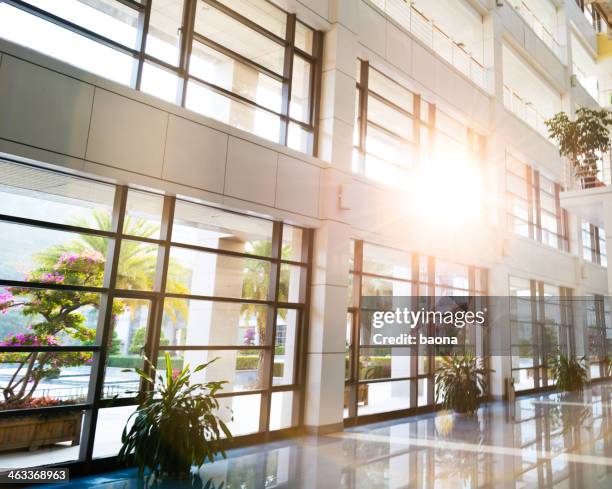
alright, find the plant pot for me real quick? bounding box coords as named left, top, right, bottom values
left=0, top=411, right=82, bottom=451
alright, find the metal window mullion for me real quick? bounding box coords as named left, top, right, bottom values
left=413, top=94, right=421, bottom=170
left=310, top=30, right=324, bottom=156
left=180, top=0, right=198, bottom=106
left=426, top=256, right=435, bottom=406
left=80, top=185, right=128, bottom=463
left=358, top=60, right=369, bottom=175
left=348, top=240, right=364, bottom=418
left=259, top=221, right=283, bottom=432
left=201, top=0, right=287, bottom=46
left=534, top=170, right=543, bottom=243
left=191, top=33, right=285, bottom=83
left=5, top=0, right=139, bottom=57
left=296, top=228, right=313, bottom=427
left=280, top=14, right=296, bottom=147
left=554, top=183, right=564, bottom=251
left=526, top=167, right=535, bottom=241
left=145, top=195, right=176, bottom=390
left=133, top=0, right=151, bottom=89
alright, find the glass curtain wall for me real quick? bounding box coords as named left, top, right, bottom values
left=345, top=240, right=488, bottom=421
left=509, top=277, right=573, bottom=392
left=586, top=294, right=612, bottom=379
left=506, top=154, right=569, bottom=251
left=0, top=0, right=322, bottom=154
left=582, top=221, right=607, bottom=267
left=0, top=159, right=311, bottom=467
left=353, top=59, right=485, bottom=188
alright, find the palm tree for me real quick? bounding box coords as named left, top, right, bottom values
left=241, top=241, right=290, bottom=387
left=37, top=210, right=189, bottom=345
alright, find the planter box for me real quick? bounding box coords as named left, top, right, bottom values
left=0, top=411, right=82, bottom=452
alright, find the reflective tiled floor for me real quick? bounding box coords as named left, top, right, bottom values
left=39, top=382, right=612, bottom=489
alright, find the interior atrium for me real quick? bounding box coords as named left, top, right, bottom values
left=0, top=0, right=611, bottom=487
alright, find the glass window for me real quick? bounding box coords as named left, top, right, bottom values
left=22, top=0, right=140, bottom=48
left=290, top=56, right=312, bottom=123
left=172, top=200, right=274, bottom=256
left=157, top=350, right=266, bottom=392
left=367, top=96, right=413, bottom=140
left=195, top=3, right=285, bottom=75
left=282, top=225, right=304, bottom=261
left=140, top=62, right=182, bottom=104
left=0, top=286, right=101, bottom=346
left=368, top=68, right=413, bottom=113
left=117, top=240, right=160, bottom=291
left=162, top=299, right=269, bottom=347
left=0, top=4, right=135, bottom=85
left=270, top=391, right=295, bottom=429
left=274, top=309, right=298, bottom=386
left=103, top=299, right=151, bottom=398
left=295, top=22, right=314, bottom=54
left=185, top=80, right=282, bottom=143
left=0, top=160, right=115, bottom=230
left=123, top=190, right=164, bottom=239
left=146, top=0, right=185, bottom=66
left=166, top=247, right=271, bottom=299
left=0, top=222, right=109, bottom=285
left=363, top=243, right=411, bottom=279
left=215, top=0, right=287, bottom=39
left=189, top=41, right=283, bottom=113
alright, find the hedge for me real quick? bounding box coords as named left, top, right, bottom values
left=108, top=354, right=283, bottom=377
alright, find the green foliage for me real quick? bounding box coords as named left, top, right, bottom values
left=545, top=107, right=612, bottom=186
left=119, top=353, right=233, bottom=477
left=434, top=356, right=489, bottom=416
left=128, top=326, right=169, bottom=355
left=549, top=353, right=588, bottom=393
left=0, top=250, right=123, bottom=407
left=108, top=355, right=183, bottom=370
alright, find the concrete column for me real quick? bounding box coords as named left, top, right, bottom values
left=317, top=0, right=358, bottom=172
left=304, top=220, right=351, bottom=433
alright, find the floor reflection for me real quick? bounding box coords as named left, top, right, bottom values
left=41, top=382, right=612, bottom=489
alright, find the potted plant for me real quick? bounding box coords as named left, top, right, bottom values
left=118, top=353, right=233, bottom=478
left=434, top=355, right=489, bottom=416
left=545, top=107, right=612, bottom=189
left=0, top=250, right=120, bottom=451
left=549, top=353, right=588, bottom=393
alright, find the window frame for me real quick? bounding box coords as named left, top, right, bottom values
left=344, top=239, right=488, bottom=422
left=2, top=0, right=323, bottom=155
left=0, top=159, right=313, bottom=464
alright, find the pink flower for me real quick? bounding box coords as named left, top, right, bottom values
left=0, top=293, right=13, bottom=315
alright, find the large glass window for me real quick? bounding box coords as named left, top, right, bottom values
left=0, top=0, right=322, bottom=155
left=345, top=240, right=487, bottom=420
left=582, top=220, right=607, bottom=267
left=0, top=160, right=311, bottom=468
left=506, top=154, right=569, bottom=251
left=509, top=277, right=573, bottom=392
left=353, top=60, right=485, bottom=188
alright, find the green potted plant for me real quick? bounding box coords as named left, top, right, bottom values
left=549, top=353, right=588, bottom=393
left=118, top=353, right=233, bottom=478
left=545, top=107, right=612, bottom=189
left=434, top=355, right=489, bottom=416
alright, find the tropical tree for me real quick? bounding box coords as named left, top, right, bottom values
left=0, top=250, right=124, bottom=407
left=39, top=210, right=189, bottom=333
left=545, top=107, right=612, bottom=188
left=241, top=241, right=290, bottom=387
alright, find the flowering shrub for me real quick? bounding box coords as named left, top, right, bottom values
left=0, top=250, right=123, bottom=408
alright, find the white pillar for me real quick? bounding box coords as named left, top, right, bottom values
left=304, top=220, right=351, bottom=433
